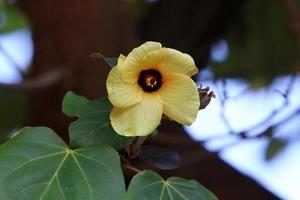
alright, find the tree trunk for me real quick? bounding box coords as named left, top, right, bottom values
left=17, top=0, right=136, bottom=141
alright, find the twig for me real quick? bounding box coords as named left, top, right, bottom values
left=198, top=0, right=300, bottom=153
left=122, top=164, right=142, bottom=174
left=125, top=136, right=148, bottom=160
left=215, top=78, right=235, bottom=134
left=203, top=74, right=298, bottom=143
left=227, top=85, right=251, bottom=101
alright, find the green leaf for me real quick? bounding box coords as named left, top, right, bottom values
left=126, top=170, right=218, bottom=200
left=62, top=91, right=134, bottom=150
left=62, top=91, right=89, bottom=117
left=0, top=127, right=126, bottom=200
left=265, top=138, right=287, bottom=161
left=89, top=52, right=117, bottom=67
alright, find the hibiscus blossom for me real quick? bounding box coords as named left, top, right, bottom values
left=106, top=41, right=200, bottom=137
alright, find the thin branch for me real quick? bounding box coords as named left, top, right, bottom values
left=0, top=68, right=65, bottom=92
left=203, top=74, right=298, bottom=143
left=227, top=85, right=251, bottom=101
left=215, top=78, right=235, bottom=134
left=211, top=107, right=300, bottom=153
left=122, top=164, right=142, bottom=174
left=197, top=0, right=300, bottom=153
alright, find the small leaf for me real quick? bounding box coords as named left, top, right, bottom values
left=62, top=91, right=134, bottom=150
left=126, top=170, right=218, bottom=200
left=0, top=127, right=126, bottom=200
left=62, top=91, right=89, bottom=117
left=140, top=145, right=180, bottom=170
left=265, top=138, right=287, bottom=161
left=90, top=52, right=117, bottom=67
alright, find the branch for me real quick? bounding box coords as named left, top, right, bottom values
left=0, top=68, right=65, bottom=92
left=122, top=164, right=142, bottom=174
left=202, top=74, right=298, bottom=144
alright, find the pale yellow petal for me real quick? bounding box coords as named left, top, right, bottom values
left=162, top=48, right=198, bottom=76
left=141, top=48, right=166, bottom=70
left=110, top=93, right=163, bottom=137
left=119, top=42, right=162, bottom=83
left=106, top=66, right=142, bottom=108
left=117, top=54, right=126, bottom=65
left=159, top=73, right=200, bottom=125
left=141, top=48, right=198, bottom=77
left=129, top=41, right=162, bottom=62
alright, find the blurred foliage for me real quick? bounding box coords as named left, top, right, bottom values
left=0, top=0, right=29, bottom=33
left=125, top=0, right=153, bottom=24
left=0, top=90, right=27, bottom=136
left=212, top=0, right=299, bottom=86
left=0, top=1, right=29, bottom=137
left=265, top=138, right=288, bottom=161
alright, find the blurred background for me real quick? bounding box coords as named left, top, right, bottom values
left=0, top=0, right=299, bottom=199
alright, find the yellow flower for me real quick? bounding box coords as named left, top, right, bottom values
left=106, top=41, right=200, bottom=137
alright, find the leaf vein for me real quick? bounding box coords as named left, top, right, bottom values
left=168, top=184, right=189, bottom=200
left=39, top=153, right=69, bottom=199
left=134, top=181, right=163, bottom=196
left=71, top=153, right=93, bottom=199
left=3, top=152, right=65, bottom=181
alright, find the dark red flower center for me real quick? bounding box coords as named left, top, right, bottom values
left=138, top=69, right=162, bottom=92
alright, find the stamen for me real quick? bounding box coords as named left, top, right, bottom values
left=138, top=69, right=162, bottom=92
left=145, top=75, right=157, bottom=88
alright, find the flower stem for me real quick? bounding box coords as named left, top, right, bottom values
left=122, top=164, right=142, bottom=173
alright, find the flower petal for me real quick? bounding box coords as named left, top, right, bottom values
left=159, top=73, right=200, bottom=125
left=120, top=42, right=162, bottom=83
left=129, top=41, right=162, bottom=62
left=117, top=54, right=126, bottom=65
left=142, top=48, right=198, bottom=77
left=110, top=93, right=163, bottom=136
left=106, top=66, right=142, bottom=108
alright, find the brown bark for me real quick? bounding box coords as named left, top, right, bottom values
left=17, top=0, right=136, bottom=141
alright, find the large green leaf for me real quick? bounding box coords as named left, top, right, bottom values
left=0, top=127, right=126, bottom=200
left=62, top=91, right=134, bottom=150
left=126, top=170, right=218, bottom=200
